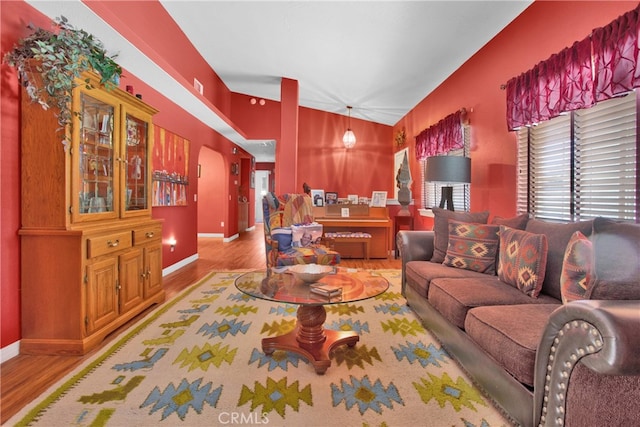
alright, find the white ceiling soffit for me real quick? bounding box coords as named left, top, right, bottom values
left=23, top=1, right=531, bottom=162
left=240, top=139, right=276, bottom=163
left=159, top=1, right=532, bottom=125
left=23, top=0, right=269, bottom=157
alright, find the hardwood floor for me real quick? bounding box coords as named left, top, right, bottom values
left=0, top=224, right=400, bottom=424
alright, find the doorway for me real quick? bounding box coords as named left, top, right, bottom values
left=197, top=147, right=225, bottom=236
left=254, top=170, right=270, bottom=223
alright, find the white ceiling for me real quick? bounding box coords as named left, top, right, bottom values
left=25, top=1, right=532, bottom=162
left=160, top=1, right=532, bottom=160
left=161, top=1, right=531, bottom=125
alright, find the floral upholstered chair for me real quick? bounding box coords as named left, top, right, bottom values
left=262, top=193, right=340, bottom=268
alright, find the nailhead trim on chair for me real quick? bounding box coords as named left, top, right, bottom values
left=539, top=320, right=603, bottom=427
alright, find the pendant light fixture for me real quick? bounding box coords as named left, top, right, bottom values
left=343, top=106, right=356, bottom=148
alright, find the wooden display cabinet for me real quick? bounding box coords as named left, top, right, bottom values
left=19, top=71, right=165, bottom=355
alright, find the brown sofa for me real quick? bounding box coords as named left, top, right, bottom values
left=397, top=209, right=640, bottom=427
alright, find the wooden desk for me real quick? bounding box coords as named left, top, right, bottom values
left=314, top=206, right=391, bottom=259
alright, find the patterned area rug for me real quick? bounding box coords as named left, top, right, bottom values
left=9, top=270, right=512, bottom=426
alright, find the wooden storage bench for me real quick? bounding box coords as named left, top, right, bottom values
left=324, top=232, right=372, bottom=260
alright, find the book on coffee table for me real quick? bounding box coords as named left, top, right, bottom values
left=309, top=283, right=342, bottom=298
left=309, top=291, right=343, bottom=303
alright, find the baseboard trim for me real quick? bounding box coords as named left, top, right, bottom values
left=0, top=340, right=20, bottom=363
left=198, top=233, right=224, bottom=238
left=197, top=233, right=243, bottom=242
left=224, top=233, right=239, bottom=242
left=162, top=253, right=199, bottom=276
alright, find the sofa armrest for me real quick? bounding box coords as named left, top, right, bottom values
left=396, top=230, right=434, bottom=263
left=534, top=299, right=640, bottom=426
left=396, top=230, right=434, bottom=296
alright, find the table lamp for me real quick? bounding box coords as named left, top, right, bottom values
left=425, top=156, right=471, bottom=211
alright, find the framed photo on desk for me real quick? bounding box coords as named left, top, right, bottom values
left=325, top=192, right=338, bottom=205
left=370, top=191, right=387, bottom=207
left=311, top=189, right=325, bottom=206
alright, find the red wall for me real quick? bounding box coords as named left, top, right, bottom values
left=1, top=1, right=58, bottom=350
left=231, top=93, right=281, bottom=139
left=0, top=1, right=243, bottom=350
left=85, top=0, right=233, bottom=119
left=1, top=0, right=636, bottom=353
left=394, top=1, right=636, bottom=231
left=231, top=92, right=394, bottom=197
left=298, top=107, right=393, bottom=197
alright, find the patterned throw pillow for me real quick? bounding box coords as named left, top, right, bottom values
left=443, top=221, right=500, bottom=274
left=560, top=231, right=594, bottom=304
left=291, top=223, right=323, bottom=247
left=497, top=226, right=548, bottom=298
left=430, top=208, right=490, bottom=263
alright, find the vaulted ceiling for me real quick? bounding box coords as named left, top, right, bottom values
left=25, top=1, right=532, bottom=161
left=161, top=1, right=531, bottom=125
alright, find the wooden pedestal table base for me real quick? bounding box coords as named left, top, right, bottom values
left=261, top=304, right=358, bottom=374
left=235, top=269, right=389, bottom=375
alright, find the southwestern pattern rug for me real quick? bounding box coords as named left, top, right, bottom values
left=9, top=270, right=512, bottom=427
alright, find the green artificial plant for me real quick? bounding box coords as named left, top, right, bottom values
left=3, top=16, right=122, bottom=140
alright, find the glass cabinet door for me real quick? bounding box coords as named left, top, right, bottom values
left=123, top=111, right=149, bottom=213
left=78, top=93, right=115, bottom=216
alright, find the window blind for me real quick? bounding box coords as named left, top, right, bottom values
left=529, top=114, right=572, bottom=221
left=516, top=129, right=529, bottom=215
left=574, top=93, right=637, bottom=219
left=517, top=91, right=638, bottom=222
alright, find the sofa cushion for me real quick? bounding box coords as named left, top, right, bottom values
left=525, top=219, right=593, bottom=300
left=405, top=260, right=489, bottom=298
left=431, top=208, right=490, bottom=263
left=491, top=213, right=530, bottom=230
left=465, top=304, right=561, bottom=386
left=443, top=221, right=500, bottom=274
left=498, top=226, right=548, bottom=298
left=560, top=231, right=594, bottom=303
left=588, top=217, right=640, bottom=300
left=428, top=277, right=560, bottom=329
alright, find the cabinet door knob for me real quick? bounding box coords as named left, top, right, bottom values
left=107, top=239, right=119, bottom=247
left=145, top=232, right=154, bottom=238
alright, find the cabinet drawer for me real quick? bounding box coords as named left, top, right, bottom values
left=133, top=226, right=162, bottom=246
left=87, top=232, right=132, bottom=258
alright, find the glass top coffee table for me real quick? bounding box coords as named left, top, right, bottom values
left=235, top=267, right=389, bottom=374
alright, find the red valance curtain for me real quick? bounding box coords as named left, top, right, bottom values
left=415, top=110, right=463, bottom=160
left=593, top=5, right=640, bottom=101
left=506, top=3, right=640, bottom=130
left=506, top=38, right=594, bottom=130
